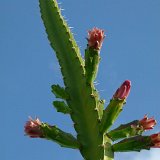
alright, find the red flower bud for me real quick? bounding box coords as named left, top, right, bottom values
left=150, top=133, right=160, bottom=148
left=139, top=115, right=157, bottom=130
left=113, top=80, right=131, bottom=100
left=24, top=117, right=43, bottom=138
left=87, top=27, right=105, bottom=50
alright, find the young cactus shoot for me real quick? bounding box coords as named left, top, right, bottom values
left=24, top=0, right=160, bottom=160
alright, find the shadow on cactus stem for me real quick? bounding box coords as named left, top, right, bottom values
left=24, top=0, right=160, bottom=160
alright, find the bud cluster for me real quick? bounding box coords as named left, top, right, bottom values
left=139, top=115, right=157, bottom=131
left=24, top=117, right=43, bottom=138
left=87, top=27, right=105, bottom=50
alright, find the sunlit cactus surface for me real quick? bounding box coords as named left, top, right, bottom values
left=24, top=0, right=160, bottom=160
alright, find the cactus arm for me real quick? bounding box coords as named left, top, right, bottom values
left=39, top=0, right=84, bottom=66
left=39, top=1, right=103, bottom=159
left=104, top=136, right=114, bottom=160
left=85, top=47, right=100, bottom=85
left=112, top=136, right=151, bottom=152
left=51, top=84, right=69, bottom=100
left=41, top=123, right=80, bottom=149
left=91, top=50, right=100, bottom=82
left=39, top=0, right=85, bottom=89
left=53, top=101, right=71, bottom=114
left=107, top=120, right=143, bottom=141
left=100, top=99, right=126, bottom=133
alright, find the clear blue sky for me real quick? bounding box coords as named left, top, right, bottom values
left=1, top=0, right=160, bottom=160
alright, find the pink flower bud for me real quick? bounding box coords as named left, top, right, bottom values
left=139, top=115, right=157, bottom=130
left=24, top=117, right=43, bottom=138
left=150, top=133, right=160, bottom=148
left=113, top=80, right=131, bottom=100
left=87, top=27, right=105, bottom=50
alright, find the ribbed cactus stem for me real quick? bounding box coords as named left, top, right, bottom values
left=25, top=1, right=160, bottom=160
left=85, top=47, right=100, bottom=85
left=39, top=0, right=104, bottom=159
left=41, top=123, right=80, bottom=149
left=104, top=136, right=114, bottom=160
left=100, top=99, right=126, bottom=133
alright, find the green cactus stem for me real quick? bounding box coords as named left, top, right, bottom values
left=100, top=99, right=126, bottom=133
left=107, top=120, right=143, bottom=141
left=113, top=135, right=151, bottom=152
left=41, top=123, right=80, bottom=149
left=85, top=47, right=100, bottom=85
left=39, top=0, right=104, bottom=159
left=104, top=136, right=114, bottom=160
left=24, top=0, right=160, bottom=160
left=98, top=99, right=105, bottom=120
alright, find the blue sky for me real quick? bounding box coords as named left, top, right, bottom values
left=1, top=0, right=160, bottom=160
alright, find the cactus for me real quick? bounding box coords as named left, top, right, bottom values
left=24, top=0, right=160, bottom=160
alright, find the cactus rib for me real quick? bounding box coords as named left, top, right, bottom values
left=41, top=123, right=80, bottom=149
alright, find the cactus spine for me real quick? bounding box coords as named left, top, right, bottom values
left=24, top=0, right=160, bottom=160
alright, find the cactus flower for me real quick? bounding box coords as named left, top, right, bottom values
left=150, top=133, right=160, bottom=148
left=139, top=115, right=157, bottom=130
left=87, top=27, right=105, bottom=50
left=24, top=117, right=43, bottom=138
left=113, top=80, right=131, bottom=100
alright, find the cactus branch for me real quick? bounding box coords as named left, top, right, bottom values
left=41, top=123, right=80, bottom=149
left=112, top=135, right=151, bottom=152
left=100, top=99, right=126, bottom=133
left=85, top=47, right=100, bottom=85
left=107, top=120, right=141, bottom=141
